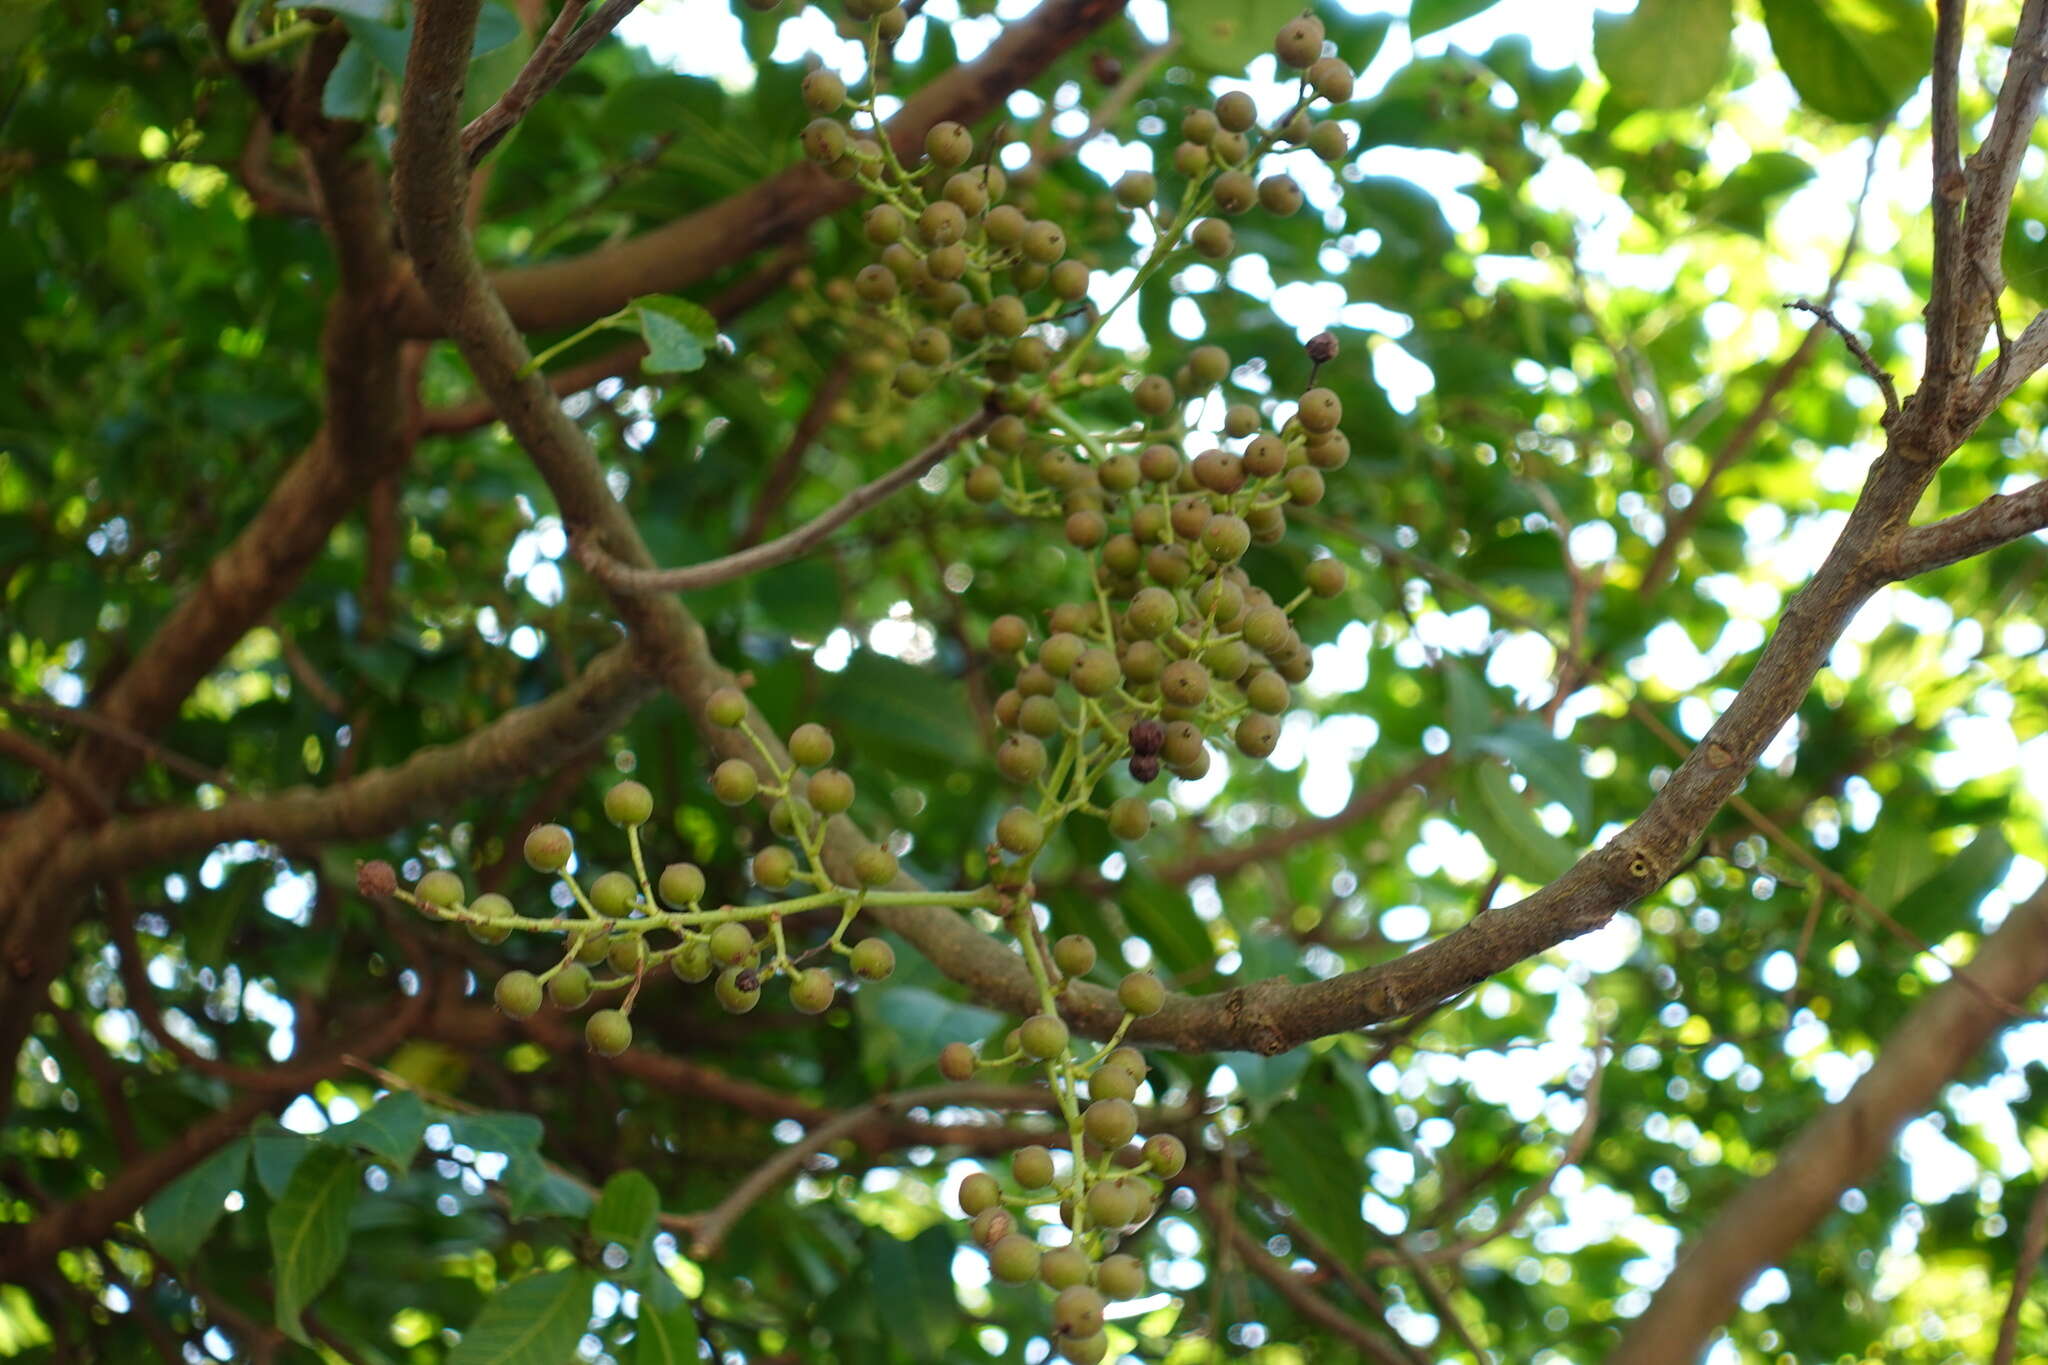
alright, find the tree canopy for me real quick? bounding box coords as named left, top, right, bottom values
left=5, top=1, right=2048, bottom=1363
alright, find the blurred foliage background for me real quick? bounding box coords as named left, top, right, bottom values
left=4, top=0, right=2048, bottom=1362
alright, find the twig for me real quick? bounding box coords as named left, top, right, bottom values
left=737, top=360, right=855, bottom=547
left=0, top=691, right=232, bottom=790
left=574, top=405, right=997, bottom=594
left=1994, top=1178, right=2048, bottom=1365
left=1786, top=298, right=1900, bottom=423
left=1891, top=478, right=2048, bottom=579
left=0, top=727, right=111, bottom=821
left=461, top=0, right=640, bottom=166
left=681, top=1082, right=1056, bottom=1259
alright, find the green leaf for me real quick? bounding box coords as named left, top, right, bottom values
left=1761, top=0, right=1933, bottom=122
left=1476, top=720, right=1592, bottom=829
left=859, top=985, right=1005, bottom=1079
left=638, top=306, right=708, bottom=376
left=1172, top=0, right=1300, bottom=73
left=448, top=1269, right=595, bottom=1365
left=267, top=1144, right=360, bottom=1345
left=1458, top=761, right=1576, bottom=883
left=318, top=0, right=394, bottom=19
left=251, top=1120, right=314, bottom=1199
left=863, top=1225, right=959, bottom=1361
left=1443, top=660, right=1493, bottom=745
left=1594, top=0, right=1733, bottom=108
left=1119, top=877, right=1216, bottom=979
left=1888, top=827, right=2013, bottom=938
left=342, top=2, right=521, bottom=78
left=142, top=1138, right=248, bottom=1265
left=1695, top=150, right=1816, bottom=236
left=320, top=40, right=377, bottom=121
left=635, top=1276, right=701, bottom=1365
left=1259, top=1093, right=1371, bottom=1266
left=1411, top=0, right=1504, bottom=39
left=590, top=1170, right=660, bottom=1262
left=1216, top=1049, right=1311, bottom=1118
left=319, top=1090, right=428, bottom=1170
left=448, top=1110, right=555, bottom=1217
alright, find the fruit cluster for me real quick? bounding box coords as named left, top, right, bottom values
left=356, top=706, right=999, bottom=1056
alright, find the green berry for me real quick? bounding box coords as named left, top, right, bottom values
left=801, top=69, right=845, bottom=113
left=852, top=844, right=899, bottom=887
left=1019, top=695, right=1063, bottom=737
left=708, top=688, right=748, bottom=727
left=1060, top=1334, right=1108, bottom=1365
left=1053, top=1284, right=1106, bottom=1339
left=1086, top=1179, right=1140, bottom=1228
left=1013, top=1144, right=1056, bottom=1189
left=1069, top=647, right=1120, bottom=697
left=1053, top=934, right=1097, bottom=977
left=925, top=120, right=972, bottom=167
left=1189, top=344, right=1230, bottom=386
left=807, top=768, right=855, bottom=815
left=985, top=203, right=1028, bottom=246
left=970, top=1206, right=1015, bottom=1247
left=1090, top=1065, right=1139, bottom=1103
left=712, top=759, right=758, bottom=806
left=523, top=825, right=573, bottom=873
left=1297, top=386, right=1342, bottom=433
left=585, top=1008, right=632, bottom=1056
left=1084, top=1098, right=1138, bottom=1149
left=1021, top=219, right=1067, bottom=263
left=789, top=722, right=835, bottom=768
left=997, top=734, right=1048, bottom=784
left=959, top=1171, right=1002, bottom=1216
left=1243, top=604, right=1292, bottom=652
left=988, top=613, right=1030, bottom=654
left=1276, top=13, right=1325, bottom=67
left=997, top=807, right=1046, bottom=856
left=1040, top=1245, right=1092, bottom=1290
left=1308, top=55, right=1354, bottom=102
left=572, top=931, right=611, bottom=965
left=1019, top=1012, right=1069, bottom=1058
left=494, top=970, right=542, bottom=1018
left=1306, top=557, right=1346, bottom=597
left=1236, top=712, right=1280, bottom=759
left=603, top=780, right=653, bottom=828
left=790, top=967, right=836, bottom=1015
left=1134, top=373, right=1175, bottom=415
left=850, top=937, right=896, bottom=981
left=1191, top=217, right=1233, bottom=259
left=715, top=966, right=761, bottom=1013
left=989, top=1235, right=1041, bottom=1284
left=800, top=116, right=847, bottom=164
left=1114, top=170, right=1157, bottom=207
left=757, top=847, right=794, bottom=892
left=1159, top=659, right=1209, bottom=708
left=1107, top=797, right=1151, bottom=841
left=1118, top=971, right=1165, bottom=1017
left=413, top=870, right=464, bottom=911
left=547, top=962, right=593, bottom=1010
left=1202, top=514, right=1251, bottom=562
left=1260, top=173, right=1304, bottom=216
left=1143, top=1133, right=1187, bottom=1177
left=1126, top=587, right=1177, bottom=638
left=1212, top=169, right=1255, bottom=214
left=709, top=922, right=756, bottom=966
left=1193, top=448, right=1246, bottom=494
left=939, top=1041, right=977, bottom=1081
left=1245, top=669, right=1291, bottom=715
left=658, top=862, right=706, bottom=908
left=1214, top=90, right=1256, bottom=133
left=1308, top=118, right=1349, bottom=162
left=589, top=871, right=638, bottom=917
left=670, top=939, right=713, bottom=983
left=1098, top=1253, right=1145, bottom=1300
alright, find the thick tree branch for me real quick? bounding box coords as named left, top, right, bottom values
left=39, top=646, right=651, bottom=890
left=1889, top=478, right=2048, bottom=578
left=386, top=0, right=1132, bottom=337
left=573, top=405, right=996, bottom=594
left=1609, top=881, right=2048, bottom=1364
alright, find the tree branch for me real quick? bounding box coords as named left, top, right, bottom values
left=461, top=0, right=642, bottom=166
left=1888, top=478, right=2048, bottom=579
left=737, top=359, right=855, bottom=547
left=39, top=646, right=651, bottom=891
left=387, top=0, right=1133, bottom=337
left=1609, top=880, right=2048, bottom=1363
left=1994, top=1176, right=2048, bottom=1365
left=573, top=405, right=996, bottom=595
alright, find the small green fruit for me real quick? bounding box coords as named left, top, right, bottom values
left=708, top=687, right=749, bottom=727
left=1019, top=1012, right=1069, bottom=1058
left=1053, top=1284, right=1106, bottom=1339
left=790, top=967, right=836, bottom=1015
left=524, top=826, right=574, bottom=874
left=989, top=1234, right=1041, bottom=1284
left=1118, top=971, right=1165, bottom=1017
left=414, top=870, right=464, bottom=910
left=709, top=922, right=756, bottom=967
left=753, top=846, right=796, bottom=889
left=958, top=1171, right=1002, bottom=1216
left=1053, top=934, right=1097, bottom=977
left=1098, top=1253, right=1146, bottom=1300
left=808, top=768, right=856, bottom=815
left=1083, top=1098, right=1137, bottom=1149
left=658, top=862, right=706, bottom=908
left=670, top=939, right=713, bottom=983
left=939, top=1041, right=977, bottom=1081
left=494, top=970, right=542, bottom=1018
left=1039, top=1245, right=1092, bottom=1290
left=715, top=966, right=761, bottom=1014
left=548, top=963, right=593, bottom=1010
left=1107, top=797, right=1151, bottom=841
left=850, top=938, right=896, bottom=981
left=585, top=1009, right=632, bottom=1056
left=789, top=722, right=835, bottom=767
left=589, top=871, right=638, bottom=917
left=1143, top=1133, right=1186, bottom=1177
left=1089, top=1065, right=1138, bottom=1103
left=603, top=780, right=653, bottom=828
left=852, top=844, right=899, bottom=887
left=712, top=759, right=759, bottom=806
left=1013, top=1144, right=1056, bottom=1189
left=996, top=807, right=1045, bottom=856
left=1085, top=1178, right=1139, bottom=1228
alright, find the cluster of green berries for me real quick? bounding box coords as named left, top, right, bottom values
left=935, top=942, right=1183, bottom=1364
left=356, top=739, right=902, bottom=1057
